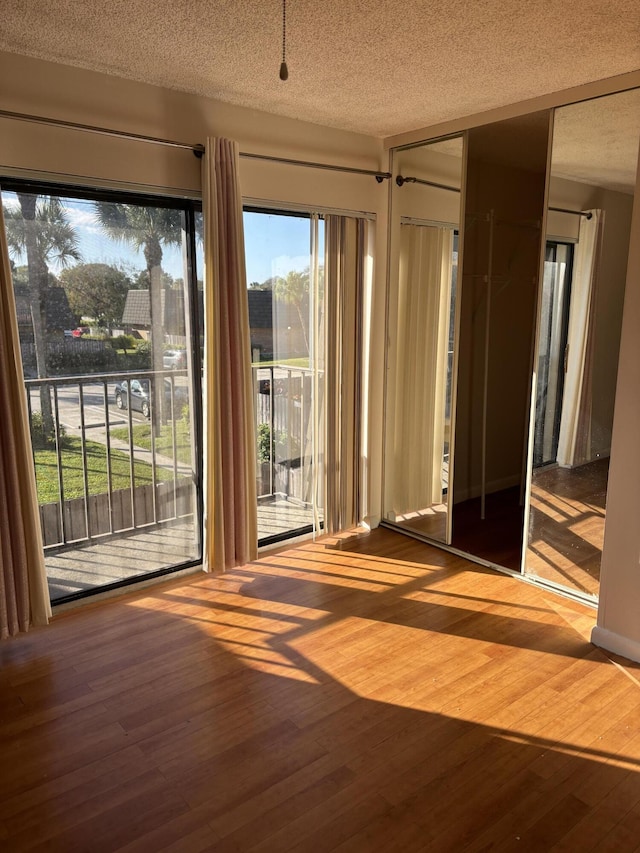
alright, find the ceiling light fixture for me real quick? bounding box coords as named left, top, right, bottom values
left=279, top=0, right=288, bottom=81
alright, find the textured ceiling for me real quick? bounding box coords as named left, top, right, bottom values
left=402, top=90, right=640, bottom=193
left=1, top=0, right=639, bottom=137
left=552, top=89, right=640, bottom=192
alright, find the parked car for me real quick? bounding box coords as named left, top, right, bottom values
left=114, top=378, right=188, bottom=419
left=163, top=349, right=187, bottom=370
left=114, top=378, right=152, bottom=418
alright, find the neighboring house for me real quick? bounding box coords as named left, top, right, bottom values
left=121, top=288, right=199, bottom=339
left=14, top=285, right=75, bottom=342
left=247, top=288, right=273, bottom=360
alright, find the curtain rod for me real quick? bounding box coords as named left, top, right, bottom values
left=0, top=109, right=391, bottom=182
left=240, top=151, right=390, bottom=181
left=549, top=206, right=592, bottom=219
left=396, top=174, right=460, bottom=193
left=396, top=175, right=595, bottom=221
left=0, top=108, right=205, bottom=155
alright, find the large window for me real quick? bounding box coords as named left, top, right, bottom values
left=1, top=180, right=203, bottom=603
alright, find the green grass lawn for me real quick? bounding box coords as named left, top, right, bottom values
left=110, top=420, right=192, bottom=465
left=34, top=436, right=172, bottom=504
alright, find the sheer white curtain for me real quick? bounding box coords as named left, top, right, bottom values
left=390, top=223, right=453, bottom=516
left=557, top=209, right=604, bottom=467
left=202, top=138, right=257, bottom=571
left=0, top=205, right=51, bottom=638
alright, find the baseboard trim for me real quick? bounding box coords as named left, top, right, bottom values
left=591, top=625, right=640, bottom=663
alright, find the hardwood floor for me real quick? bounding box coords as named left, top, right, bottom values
left=2, top=527, right=640, bottom=851
left=395, top=458, right=607, bottom=598
left=526, top=458, right=608, bottom=596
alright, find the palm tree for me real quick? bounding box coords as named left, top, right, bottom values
left=94, top=203, right=182, bottom=431
left=4, top=194, right=80, bottom=437
left=274, top=268, right=311, bottom=353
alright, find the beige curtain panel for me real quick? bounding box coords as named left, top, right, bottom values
left=557, top=209, right=604, bottom=467
left=390, top=223, right=453, bottom=517
left=323, top=215, right=370, bottom=535
left=202, top=138, right=257, bottom=572
left=0, top=205, right=51, bottom=638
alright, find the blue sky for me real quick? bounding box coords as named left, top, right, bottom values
left=243, top=211, right=312, bottom=284
left=2, top=192, right=314, bottom=286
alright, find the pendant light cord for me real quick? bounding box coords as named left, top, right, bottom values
left=279, top=0, right=289, bottom=80
left=282, top=0, right=287, bottom=65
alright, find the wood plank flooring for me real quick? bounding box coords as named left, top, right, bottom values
left=527, top=458, right=608, bottom=596
left=394, top=458, right=607, bottom=598
left=1, top=527, right=640, bottom=852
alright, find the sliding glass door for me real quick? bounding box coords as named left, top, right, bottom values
left=243, top=208, right=325, bottom=545
left=1, top=180, right=203, bottom=602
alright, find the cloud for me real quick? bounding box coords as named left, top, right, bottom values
left=63, top=202, right=102, bottom=234
left=270, top=254, right=311, bottom=277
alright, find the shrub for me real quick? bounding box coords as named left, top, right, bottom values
left=47, top=346, right=118, bottom=376
left=125, top=340, right=152, bottom=370
left=257, top=422, right=271, bottom=463
left=30, top=411, right=67, bottom=450
left=256, top=423, right=293, bottom=462
left=110, top=334, right=136, bottom=352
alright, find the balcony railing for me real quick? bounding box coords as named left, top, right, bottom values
left=25, top=368, right=194, bottom=551
left=25, top=362, right=321, bottom=553
left=253, top=364, right=321, bottom=507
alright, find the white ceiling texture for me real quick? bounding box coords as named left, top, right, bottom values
left=1, top=1, right=640, bottom=185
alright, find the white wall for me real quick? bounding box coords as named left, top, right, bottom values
left=592, top=146, right=640, bottom=660
left=0, top=52, right=386, bottom=207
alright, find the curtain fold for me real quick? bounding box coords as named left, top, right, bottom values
left=202, top=138, right=257, bottom=572
left=557, top=209, right=604, bottom=467
left=322, top=216, right=370, bottom=535
left=390, top=223, right=453, bottom=517
left=0, top=205, right=51, bottom=638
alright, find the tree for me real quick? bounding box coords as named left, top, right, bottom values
left=94, top=202, right=182, bottom=431
left=249, top=278, right=274, bottom=290
left=4, top=195, right=80, bottom=435
left=274, top=268, right=310, bottom=352
left=133, top=268, right=177, bottom=290
left=59, top=263, right=131, bottom=331
left=10, top=264, right=58, bottom=290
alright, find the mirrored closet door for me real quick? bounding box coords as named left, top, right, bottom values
left=523, top=88, right=640, bottom=599
left=450, top=111, right=551, bottom=570
left=383, top=136, right=464, bottom=544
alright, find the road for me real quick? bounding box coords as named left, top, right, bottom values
left=27, top=379, right=192, bottom=475
left=28, top=381, right=148, bottom=439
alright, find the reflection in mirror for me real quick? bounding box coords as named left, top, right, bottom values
left=525, top=88, right=640, bottom=599
left=383, top=136, right=463, bottom=543
left=451, top=111, right=550, bottom=570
